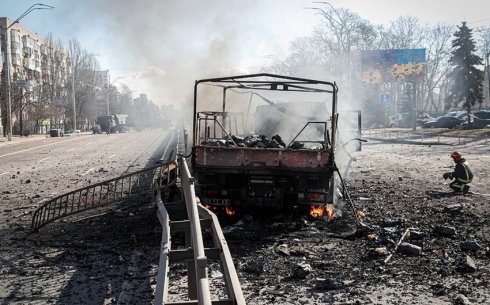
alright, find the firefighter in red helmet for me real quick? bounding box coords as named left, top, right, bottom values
left=443, top=151, right=473, bottom=194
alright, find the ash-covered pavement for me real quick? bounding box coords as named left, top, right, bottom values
left=1, top=133, right=489, bottom=304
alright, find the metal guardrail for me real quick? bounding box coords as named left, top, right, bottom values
left=364, top=129, right=489, bottom=145
left=155, top=190, right=171, bottom=305
left=31, top=162, right=177, bottom=232
left=180, top=154, right=213, bottom=304
left=154, top=155, right=246, bottom=305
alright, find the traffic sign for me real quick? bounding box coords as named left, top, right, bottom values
left=15, top=80, right=28, bottom=88
left=380, top=93, right=390, bottom=103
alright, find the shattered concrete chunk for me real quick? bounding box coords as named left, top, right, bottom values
left=315, top=277, right=344, bottom=290
left=397, top=242, right=422, bottom=255
left=292, top=261, right=312, bottom=279
left=444, top=203, right=464, bottom=214
left=408, top=229, right=425, bottom=240
left=458, top=255, right=477, bottom=273
left=381, top=218, right=403, bottom=227
left=210, top=270, right=223, bottom=278
left=434, top=225, right=457, bottom=236
left=459, top=240, right=481, bottom=251
left=367, top=247, right=390, bottom=258
left=276, top=244, right=290, bottom=256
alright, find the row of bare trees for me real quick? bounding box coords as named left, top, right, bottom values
left=265, top=5, right=490, bottom=128
left=1, top=34, right=160, bottom=136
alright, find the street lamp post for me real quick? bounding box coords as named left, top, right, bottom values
left=71, top=69, right=76, bottom=130
left=486, top=52, right=490, bottom=108
left=71, top=53, right=96, bottom=131
left=2, top=3, right=54, bottom=141
left=106, top=77, right=122, bottom=115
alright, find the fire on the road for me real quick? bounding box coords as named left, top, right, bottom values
left=309, top=204, right=336, bottom=219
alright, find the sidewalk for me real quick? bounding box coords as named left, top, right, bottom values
left=0, top=134, right=49, bottom=147
left=0, top=132, right=92, bottom=147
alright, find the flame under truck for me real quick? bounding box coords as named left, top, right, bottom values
left=190, top=73, right=347, bottom=214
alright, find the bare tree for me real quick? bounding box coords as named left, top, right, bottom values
left=420, top=24, right=453, bottom=113
left=28, top=33, right=68, bottom=132
left=264, top=6, right=473, bottom=127
left=310, top=5, right=368, bottom=83
left=378, top=16, right=426, bottom=49
left=68, top=38, right=101, bottom=130
left=270, top=36, right=328, bottom=78
left=273, top=4, right=375, bottom=100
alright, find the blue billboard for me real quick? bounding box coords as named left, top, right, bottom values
left=361, top=49, right=426, bottom=83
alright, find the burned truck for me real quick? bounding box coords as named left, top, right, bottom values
left=190, top=73, right=347, bottom=215
left=95, top=114, right=129, bottom=134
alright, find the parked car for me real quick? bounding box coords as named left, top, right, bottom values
left=456, top=121, right=475, bottom=130
left=92, top=125, right=102, bottom=134
left=472, top=110, right=490, bottom=128
left=49, top=129, right=64, bottom=137
left=445, top=111, right=468, bottom=119
left=445, top=111, right=468, bottom=120
left=416, top=113, right=434, bottom=126
left=422, top=116, right=465, bottom=129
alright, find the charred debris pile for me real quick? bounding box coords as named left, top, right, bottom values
left=201, top=134, right=323, bottom=150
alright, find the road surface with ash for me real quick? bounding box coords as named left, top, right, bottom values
left=1, top=135, right=489, bottom=304
left=222, top=136, right=490, bottom=305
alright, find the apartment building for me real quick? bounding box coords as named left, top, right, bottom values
left=1, top=17, right=69, bottom=135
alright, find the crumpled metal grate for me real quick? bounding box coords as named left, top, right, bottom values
left=31, top=162, right=177, bottom=232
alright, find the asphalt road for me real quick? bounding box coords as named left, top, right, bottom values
left=0, top=129, right=176, bottom=304
left=2, top=130, right=488, bottom=304
left=0, top=130, right=174, bottom=196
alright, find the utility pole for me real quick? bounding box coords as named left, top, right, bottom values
left=487, top=52, right=490, bottom=108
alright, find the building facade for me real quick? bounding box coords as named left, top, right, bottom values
left=1, top=17, right=69, bottom=136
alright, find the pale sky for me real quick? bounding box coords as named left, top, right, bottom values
left=2, top=0, right=489, bottom=106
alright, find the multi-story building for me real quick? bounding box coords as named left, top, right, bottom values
left=1, top=17, right=72, bottom=135
left=3, top=17, right=120, bottom=136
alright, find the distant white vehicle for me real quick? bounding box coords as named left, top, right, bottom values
left=416, top=112, right=435, bottom=126
left=388, top=113, right=406, bottom=127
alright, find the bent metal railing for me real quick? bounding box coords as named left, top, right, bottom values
left=153, top=155, right=245, bottom=305
left=31, top=162, right=177, bottom=232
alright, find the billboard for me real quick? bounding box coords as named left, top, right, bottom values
left=361, top=49, right=426, bottom=83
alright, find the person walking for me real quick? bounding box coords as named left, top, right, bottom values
left=106, top=121, right=111, bottom=135
left=443, top=151, right=473, bottom=194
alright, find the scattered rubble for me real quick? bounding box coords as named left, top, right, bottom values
left=458, top=255, right=477, bottom=273
left=435, top=225, right=457, bottom=236
left=397, top=242, right=422, bottom=255
left=460, top=240, right=482, bottom=251
left=1, top=138, right=489, bottom=304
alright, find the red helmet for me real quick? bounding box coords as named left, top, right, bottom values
left=451, top=151, right=462, bottom=162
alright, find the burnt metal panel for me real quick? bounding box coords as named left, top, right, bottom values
left=194, top=146, right=330, bottom=169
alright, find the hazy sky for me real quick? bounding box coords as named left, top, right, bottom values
left=2, top=0, right=489, bottom=107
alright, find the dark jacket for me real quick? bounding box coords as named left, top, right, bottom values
left=452, top=158, right=473, bottom=183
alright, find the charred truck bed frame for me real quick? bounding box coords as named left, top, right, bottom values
left=191, top=73, right=339, bottom=213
